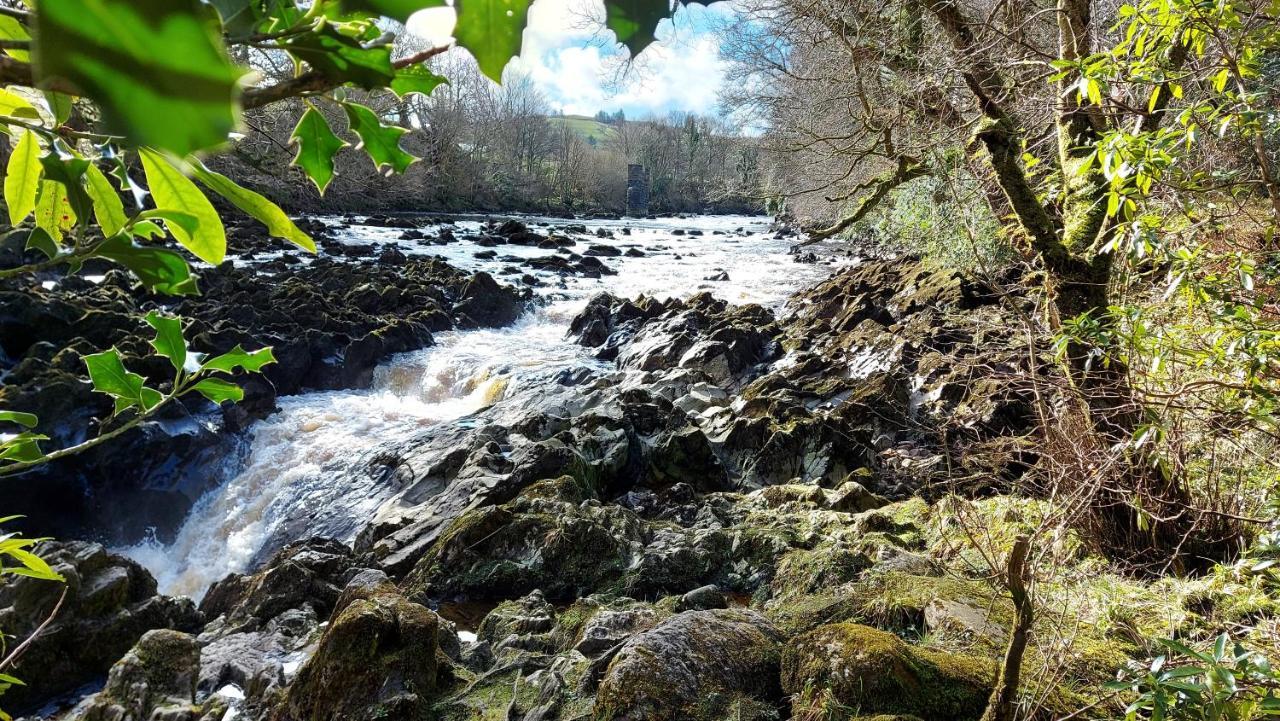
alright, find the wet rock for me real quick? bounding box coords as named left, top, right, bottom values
left=594, top=609, right=782, bottom=721
left=73, top=629, right=203, bottom=721
left=0, top=541, right=201, bottom=714
left=269, top=574, right=440, bottom=721
left=2, top=255, right=530, bottom=547
left=781, top=623, right=992, bottom=721
left=200, top=538, right=353, bottom=624
left=585, top=244, right=622, bottom=257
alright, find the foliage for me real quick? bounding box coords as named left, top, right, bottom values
left=1109, top=635, right=1280, bottom=721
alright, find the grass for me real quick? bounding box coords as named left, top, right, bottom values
left=547, top=114, right=619, bottom=145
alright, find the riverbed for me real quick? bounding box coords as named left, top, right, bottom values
left=121, top=214, right=839, bottom=599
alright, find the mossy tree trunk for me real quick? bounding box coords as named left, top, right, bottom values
left=928, top=0, right=1200, bottom=561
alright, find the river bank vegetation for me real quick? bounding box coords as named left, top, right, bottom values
left=0, top=0, right=1279, bottom=720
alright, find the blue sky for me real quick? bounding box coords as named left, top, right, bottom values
left=407, top=0, right=737, bottom=119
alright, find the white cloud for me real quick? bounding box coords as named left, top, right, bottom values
left=407, top=0, right=732, bottom=119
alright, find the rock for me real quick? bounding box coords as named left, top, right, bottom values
left=1, top=255, right=530, bottom=547
left=0, top=542, right=201, bottom=714
left=594, top=609, right=783, bottom=721
left=73, top=629, right=202, bottom=721
left=573, top=605, right=661, bottom=657
left=199, top=538, right=353, bottom=624
left=269, top=574, right=440, bottom=721
left=781, top=623, right=993, bottom=721
left=828, top=479, right=890, bottom=512
left=676, top=585, right=727, bottom=612
left=585, top=244, right=622, bottom=257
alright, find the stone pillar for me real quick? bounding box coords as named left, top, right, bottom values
left=626, top=164, right=650, bottom=216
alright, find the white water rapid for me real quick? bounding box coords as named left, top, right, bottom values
left=122, top=214, right=839, bottom=599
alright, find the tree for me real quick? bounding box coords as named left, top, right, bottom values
left=723, top=0, right=1280, bottom=560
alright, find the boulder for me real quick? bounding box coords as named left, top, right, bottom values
left=780, top=623, right=993, bottom=721
left=594, top=609, right=783, bottom=721
left=269, top=573, right=440, bottom=721
left=0, top=542, right=201, bottom=714
left=74, top=629, right=202, bottom=721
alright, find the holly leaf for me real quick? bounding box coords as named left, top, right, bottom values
left=203, top=345, right=276, bottom=374
left=24, top=228, right=59, bottom=260
left=95, top=234, right=200, bottom=295
left=0, top=15, right=30, bottom=62
left=34, top=0, right=243, bottom=156
left=605, top=0, right=671, bottom=56
left=189, top=162, right=315, bottom=252
left=453, top=0, right=532, bottom=82
left=38, top=151, right=92, bottom=226
left=139, top=148, right=226, bottom=265
left=290, top=106, right=347, bottom=194
left=193, top=378, right=244, bottom=404
left=390, top=65, right=448, bottom=98
left=0, top=411, right=38, bottom=428
left=283, top=25, right=395, bottom=90
left=84, top=162, right=127, bottom=237
left=144, top=311, right=187, bottom=373
left=342, top=102, right=417, bottom=174
left=83, top=348, right=163, bottom=414
left=5, top=130, right=42, bottom=226
left=343, top=0, right=446, bottom=20
left=33, top=179, right=76, bottom=243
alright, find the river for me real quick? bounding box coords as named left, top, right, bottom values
left=121, top=214, right=838, bottom=599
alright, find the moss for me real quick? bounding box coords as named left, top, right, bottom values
left=781, top=623, right=993, bottom=721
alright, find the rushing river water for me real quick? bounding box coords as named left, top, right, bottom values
left=122, top=214, right=838, bottom=599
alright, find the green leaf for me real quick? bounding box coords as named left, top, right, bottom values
left=189, top=162, right=316, bottom=252
left=95, top=234, right=199, bottom=295
left=84, top=163, right=127, bottom=237
left=137, top=208, right=201, bottom=238
left=203, top=345, right=276, bottom=374
left=4, top=130, right=42, bottom=225
left=390, top=65, right=448, bottom=98
left=33, top=179, right=76, bottom=243
left=0, top=15, right=30, bottom=62
left=2, top=547, right=63, bottom=581
left=605, top=0, right=670, bottom=56
left=343, top=0, right=446, bottom=20
left=342, top=102, right=417, bottom=174
left=83, top=348, right=162, bottom=413
left=44, top=90, right=74, bottom=125
left=290, top=106, right=347, bottom=194
left=33, top=0, right=243, bottom=156
left=453, top=0, right=531, bottom=82
left=38, top=151, right=92, bottom=226
left=0, top=411, right=37, bottom=428
left=192, top=377, right=244, bottom=404
left=139, top=148, right=226, bottom=264
left=144, top=311, right=187, bottom=373
left=24, top=228, right=58, bottom=260
left=0, top=88, right=38, bottom=118
left=283, top=25, right=395, bottom=90
left=0, top=432, right=46, bottom=463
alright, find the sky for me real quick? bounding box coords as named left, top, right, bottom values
left=406, top=0, right=738, bottom=120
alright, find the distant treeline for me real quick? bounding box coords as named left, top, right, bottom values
left=211, top=52, right=763, bottom=216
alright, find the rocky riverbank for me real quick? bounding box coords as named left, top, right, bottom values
left=5, top=217, right=1268, bottom=721
left=0, top=217, right=529, bottom=545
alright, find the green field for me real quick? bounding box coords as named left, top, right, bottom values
left=547, top=114, right=620, bottom=145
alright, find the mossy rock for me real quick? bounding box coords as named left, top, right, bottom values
left=780, top=623, right=993, bottom=721
left=271, top=575, right=439, bottom=721
left=594, top=609, right=783, bottom=721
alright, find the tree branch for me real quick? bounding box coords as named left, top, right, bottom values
left=801, top=156, right=929, bottom=243
left=241, top=44, right=449, bottom=110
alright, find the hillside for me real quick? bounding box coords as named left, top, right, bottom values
left=547, top=114, right=620, bottom=145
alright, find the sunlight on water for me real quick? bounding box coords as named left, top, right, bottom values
left=121, top=215, right=835, bottom=598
